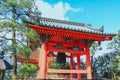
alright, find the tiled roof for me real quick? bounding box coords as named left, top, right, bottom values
left=39, top=17, right=104, bottom=34
left=28, top=17, right=115, bottom=36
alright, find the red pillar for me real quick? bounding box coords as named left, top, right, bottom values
left=70, top=54, right=74, bottom=78
left=86, top=46, right=92, bottom=79
left=37, top=43, right=47, bottom=79
left=77, top=54, right=81, bottom=79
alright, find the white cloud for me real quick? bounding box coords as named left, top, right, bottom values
left=95, top=41, right=114, bottom=57
left=35, top=0, right=82, bottom=20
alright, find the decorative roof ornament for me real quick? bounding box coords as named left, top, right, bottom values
left=101, top=25, right=104, bottom=33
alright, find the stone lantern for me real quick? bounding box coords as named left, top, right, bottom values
left=0, top=51, right=12, bottom=80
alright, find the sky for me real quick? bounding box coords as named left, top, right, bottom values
left=1, top=0, right=119, bottom=57
left=35, top=0, right=120, bottom=56
left=35, top=0, right=120, bottom=33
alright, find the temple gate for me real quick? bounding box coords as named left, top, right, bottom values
left=18, top=17, right=115, bottom=79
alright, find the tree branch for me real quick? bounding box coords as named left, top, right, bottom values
left=0, top=36, right=26, bottom=46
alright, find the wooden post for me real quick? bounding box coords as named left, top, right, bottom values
left=77, top=54, right=81, bottom=79
left=70, top=54, right=74, bottom=78
left=86, top=46, right=92, bottom=79
left=37, top=43, right=47, bottom=79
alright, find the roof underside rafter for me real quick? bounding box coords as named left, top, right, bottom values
left=29, top=24, right=115, bottom=41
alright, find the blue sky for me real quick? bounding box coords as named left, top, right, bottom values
left=36, top=0, right=120, bottom=33
left=35, top=0, right=119, bottom=56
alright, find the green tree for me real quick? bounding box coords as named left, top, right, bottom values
left=94, top=52, right=119, bottom=79
left=0, top=0, right=41, bottom=80
left=18, top=46, right=32, bottom=80
left=90, top=42, right=100, bottom=78
left=19, top=63, right=38, bottom=80
left=107, top=31, right=120, bottom=79
left=91, top=31, right=119, bottom=79
left=108, top=31, right=120, bottom=53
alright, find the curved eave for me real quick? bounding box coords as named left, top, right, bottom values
left=29, top=24, right=115, bottom=41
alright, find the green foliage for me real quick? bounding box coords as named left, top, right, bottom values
left=0, top=20, right=17, bottom=29
left=111, top=55, right=120, bottom=80
left=48, top=58, right=70, bottom=69
left=106, top=31, right=120, bottom=79
left=91, top=49, right=120, bottom=79
left=18, top=46, right=32, bottom=59
left=5, top=44, right=18, bottom=54
left=108, top=31, right=120, bottom=52
left=19, top=63, right=38, bottom=77
left=90, top=42, right=99, bottom=56
left=4, top=44, right=32, bottom=59
left=25, top=28, right=39, bottom=42
left=90, top=42, right=102, bottom=78
left=0, top=0, right=41, bottom=79
left=0, top=0, right=41, bottom=52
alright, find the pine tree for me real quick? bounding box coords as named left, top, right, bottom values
left=0, top=0, right=41, bottom=80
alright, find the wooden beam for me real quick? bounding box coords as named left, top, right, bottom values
left=47, top=69, right=87, bottom=74
left=17, top=59, right=38, bottom=64
left=86, top=46, right=92, bottom=79
left=47, top=53, right=85, bottom=58
left=77, top=54, right=81, bottom=79
left=47, top=41, right=75, bottom=47
left=48, top=47, right=86, bottom=54
left=37, top=43, right=47, bottom=79
left=70, top=54, right=74, bottom=78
